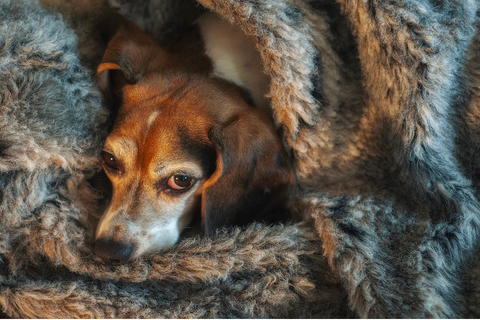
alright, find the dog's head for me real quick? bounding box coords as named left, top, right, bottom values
left=94, top=18, right=293, bottom=264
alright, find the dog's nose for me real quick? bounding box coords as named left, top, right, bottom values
left=94, top=238, right=135, bottom=264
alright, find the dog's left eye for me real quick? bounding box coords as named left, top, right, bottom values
left=167, top=174, right=195, bottom=191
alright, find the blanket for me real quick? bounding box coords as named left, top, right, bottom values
left=1, top=0, right=480, bottom=317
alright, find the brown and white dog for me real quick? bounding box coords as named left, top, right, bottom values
left=93, top=11, right=294, bottom=264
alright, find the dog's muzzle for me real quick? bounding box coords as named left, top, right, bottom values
left=94, top=238, right=136, bottom=264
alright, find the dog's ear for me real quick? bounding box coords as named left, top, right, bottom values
left=97, top=18, right=172, bottom=116
left=201, top=109, right=294, bottom=235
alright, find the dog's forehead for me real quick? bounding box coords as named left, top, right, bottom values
left=107, top=103, right=214, bottom=174
left=106, top=76, right=247, bottom=172
left=108, top=117, right=210, bottom=160
left=116, top=78, right=216, bottom=126
left=119, top=74, right=246, bottom=120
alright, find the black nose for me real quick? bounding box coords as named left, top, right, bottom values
left=94, top=238, right=135, bottom=264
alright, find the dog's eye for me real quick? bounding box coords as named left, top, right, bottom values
left=167, top=174, right=195, bottom=191
left=102, top=151, right=119, bottom=170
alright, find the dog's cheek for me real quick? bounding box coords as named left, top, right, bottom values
left=130, top=208, right=181, bottom=254
left=132, top=189, right=203, bottom=255
left=144, top=221, right=181, bottom=253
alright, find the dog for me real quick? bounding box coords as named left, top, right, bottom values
left=93, top=11, right=294, bottom=264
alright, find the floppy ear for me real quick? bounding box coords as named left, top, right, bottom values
left=202, top=109, right=294, bottom=235
left=96, top=17, right=173, bottom=117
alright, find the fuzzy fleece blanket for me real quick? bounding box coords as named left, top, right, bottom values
left=1, top=0, right=480, bottom=318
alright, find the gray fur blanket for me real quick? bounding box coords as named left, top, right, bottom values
left=1, top=0, right=480, bottom=318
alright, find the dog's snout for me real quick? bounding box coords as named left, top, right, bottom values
left=94, top=238, right=135, bottom=264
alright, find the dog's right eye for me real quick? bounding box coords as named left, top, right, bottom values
left=102, top=151, right=119, bottom=171
left=167, top=174, right=196, bottom=191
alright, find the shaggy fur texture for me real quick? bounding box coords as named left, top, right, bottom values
left=1, top=0, right=480, bottom=318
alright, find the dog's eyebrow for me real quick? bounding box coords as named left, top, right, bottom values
left=153, top=162, right=204, bottom=178
left=104, top=137, right=138, bottom=159
left=119, top=137, right=137, bottom=150
left=155, top=164, right=166, bottom=173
